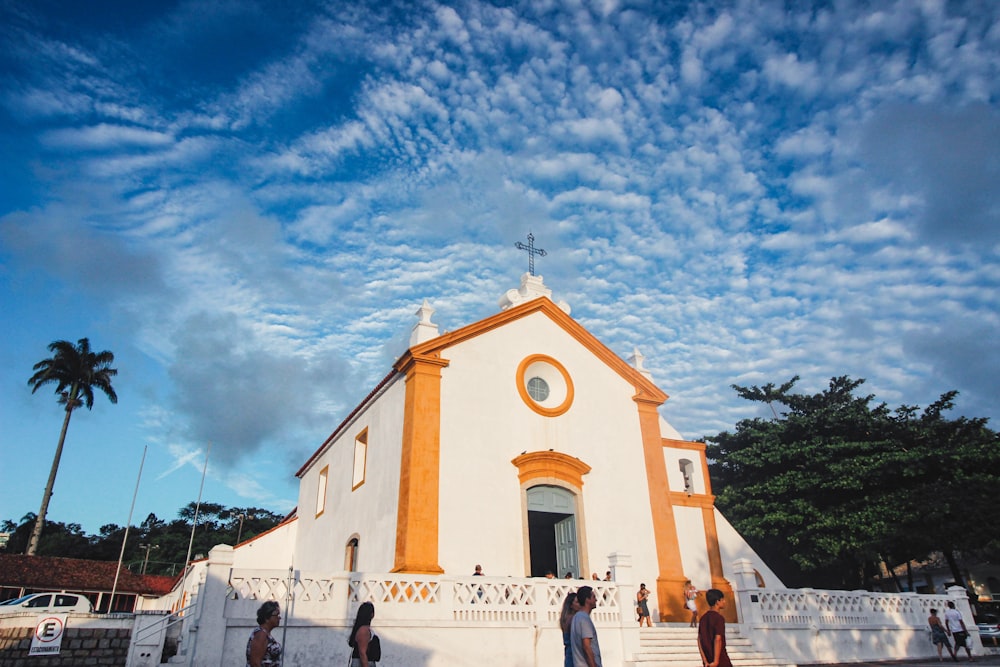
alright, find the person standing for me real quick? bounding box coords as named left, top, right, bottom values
left=929, top=608, right=957, bottom=662
left=685, top=580, right=699, bottom=627
left=560, top=591, right=581, bottom=667
left=247, top=601, right=282, bottom=667
left=571, top=585, right=602, bottom=667
left=944, top=601, right=973, bottom=661
left=348, top=601, right=378, bottom=666
left=636, top=583, right=652, bottom=627
left=698, top=589, right=732, bottom=667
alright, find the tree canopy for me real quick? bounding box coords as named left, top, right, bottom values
left=706, top=376, right=999, bottom=589
left=2, top=503, right=284, bottom=576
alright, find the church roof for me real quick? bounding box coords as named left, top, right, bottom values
left=400, top=295, right=668, bottom=403
left=296, top=295, right=668, bottom=477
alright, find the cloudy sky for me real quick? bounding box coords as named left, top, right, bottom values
left=1, top=0, right=997, bottom=536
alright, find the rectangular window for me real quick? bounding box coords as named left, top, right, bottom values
left=352, top=428, right=368, bottom=490
left=316, top=465, right=329, bottom=517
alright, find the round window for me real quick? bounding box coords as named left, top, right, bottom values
left=516, top=355, right=574, bottom=417
left=527, top=377, right=550, bottom=401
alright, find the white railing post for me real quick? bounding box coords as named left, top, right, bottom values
left=188, top=545, right=234, bottom=667
left=731, top=558, right=763, bottom=628
left=609, top=552, right=640, bottom=660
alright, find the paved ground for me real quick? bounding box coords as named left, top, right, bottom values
left=803, top=652, right=1000, bottom=667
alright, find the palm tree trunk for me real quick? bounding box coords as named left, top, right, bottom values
left=26, top=396, right=76, bottom=556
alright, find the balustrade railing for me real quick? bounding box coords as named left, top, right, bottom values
left=226, top=570, right=620, bottom=625
left=746, top=587, right=956, bottom=629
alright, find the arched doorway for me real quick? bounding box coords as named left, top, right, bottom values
left=526, top=485, right=579, bottom=578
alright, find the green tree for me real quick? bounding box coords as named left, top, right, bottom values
left=706, top=376, right=1000, bottom=589
left=2, top=504, right=284, bottom=576
left=26, top=338, right=118, bottom=556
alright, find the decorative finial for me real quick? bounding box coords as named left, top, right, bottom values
left=410, top=300, right=439, bottom=346
left=514, top=232, right=547, bottom=276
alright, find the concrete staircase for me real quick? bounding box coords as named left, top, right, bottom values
left=630, top=625, right=796, bottom=667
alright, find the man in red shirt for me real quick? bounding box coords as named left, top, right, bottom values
left=698, top=589, right=732, bottom=667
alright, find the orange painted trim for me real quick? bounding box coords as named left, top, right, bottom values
left=663, top=438, right=713, bottom=496
left=392, top=353, right=448, bottom=574
left=511, top=451, right=592, bottom=488
left=667, top=491, right=715, bottom=508
left=635, top=397, right=689, bottom=621
left=662, top=438, right=705, bottom=451
left=234, top=515, right=297, bottom=549
left=402, top=297, right=667, bottom=404
left=315, top=465, right=329, bottom=518
left=515, top=354, right=575, bottom=417
left=702, top=504, right=737, bottom=623
left=352, top=428, right=368, bottom=491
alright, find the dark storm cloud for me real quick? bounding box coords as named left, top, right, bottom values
left=168, top=310, right=361, bottom=464
left=903, top=318, right=1000, bottom=424
left=861, top=103, right=1000, bottom=244
left=0, top=208, right=167, bottom=297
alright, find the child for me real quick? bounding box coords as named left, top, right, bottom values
left=697, top=589, right=732, bottom=667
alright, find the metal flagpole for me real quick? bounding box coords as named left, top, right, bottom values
left=173, top=442, right=211, bottom=663
left=110, top=445, right=147, bottom=612
left=178, top=442, right=211, bottom=612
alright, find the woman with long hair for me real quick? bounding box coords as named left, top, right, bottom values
left=928, top=608, right=957, bottom=662
left=637, top=583, right=652, bottom=627
left=348, top=601, right=378, bottom=666
left=559, top=591, right=580, bottom=667
left=247, top=600, right=282, bottom=667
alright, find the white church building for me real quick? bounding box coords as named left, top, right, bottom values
left=150, top=274, right=983, bottom=667
left=288, top=272, right=779, bottom=614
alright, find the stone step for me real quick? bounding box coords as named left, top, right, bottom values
left=630, top=626, right=796, bottom=667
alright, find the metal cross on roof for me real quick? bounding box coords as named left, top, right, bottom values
left=514, top=232, right=547, bottom=276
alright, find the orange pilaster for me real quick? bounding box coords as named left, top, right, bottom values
left=702, top=504, right=737, bottom=622
left=635, top=397, right=688, bottom=621
left=392, top=352, right=448, bottom=574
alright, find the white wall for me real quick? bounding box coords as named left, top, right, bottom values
left=433, top=311, right=661, bottom=583
left=233, top=519, right=298, bottom=569
left=717, top=511, right=785, bottom=588
left=675, top=505, right=711, bottom=588
left=294, top=378, right=406, bottom=573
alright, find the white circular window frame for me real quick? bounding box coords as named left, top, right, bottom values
left=516, top=354, right=574, bottom=417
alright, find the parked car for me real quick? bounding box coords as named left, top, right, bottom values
left=978, top=613, right=1000, bottom=647
left=0, top=593, right=93, bottom=615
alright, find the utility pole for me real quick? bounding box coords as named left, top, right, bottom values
left=236, top=513, right=247, bottom=544
left=139, top=543, right=159, bottom=575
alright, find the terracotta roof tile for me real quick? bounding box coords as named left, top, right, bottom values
left=0, top=554, right=176, bottom=596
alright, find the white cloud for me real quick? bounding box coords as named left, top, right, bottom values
left=41, top=123, right=174, bottom=150
left=762, top=53, right=821, bottom=96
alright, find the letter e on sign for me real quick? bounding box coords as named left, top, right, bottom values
left=29, top=615, right=67, bottom=655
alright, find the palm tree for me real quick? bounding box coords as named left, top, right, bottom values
left=26, top=338, right=118, bottom=556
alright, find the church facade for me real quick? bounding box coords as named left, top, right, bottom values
left=158, top=274, right=977, bottom=667
left=277, top=273, right=780, bottom=621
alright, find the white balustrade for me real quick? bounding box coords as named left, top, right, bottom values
left=226, top=570, right=619, bottom=626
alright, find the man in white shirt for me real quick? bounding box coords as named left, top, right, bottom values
left=944, top=601, right=973, bottom=661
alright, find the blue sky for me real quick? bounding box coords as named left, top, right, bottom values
left=1, top=0, right=997, bottom=535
